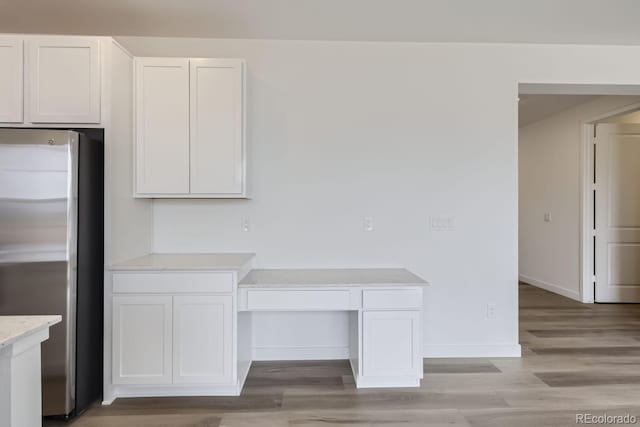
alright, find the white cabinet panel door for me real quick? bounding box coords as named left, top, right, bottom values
left=0, top=37, right=23, bottom=123
left=135, top=58, right=190, bottom=195
left=595, top=124, right=640, bottom=302
left=112, top=296, right=173, bottom=384
left=362, top=311, right=421, bottom=378
left=173, top=295, right=233, bottom=384
left=190, top=59, right=245, bottom=195
left=27, top=37, right=100, bottom=123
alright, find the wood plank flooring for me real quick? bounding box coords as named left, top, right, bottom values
left=47, top=283, right=640, bottom=426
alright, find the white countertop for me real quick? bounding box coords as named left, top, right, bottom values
left=0, top=316, right=62, bottom=349
left=239, top=268, right=428, bottom=288
left=109, top=253, right=255, bottom=271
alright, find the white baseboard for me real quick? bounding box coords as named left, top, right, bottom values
left=253, top=345, right=350, bottom=361
left=423, top=344, right=522, bottom=358
left=519, top=274, right=581, bottom=302
left=237, top=359, right=252, bottom=391
left=110, top=383, right=242, bottom=399
left=354, top=375, right=420, bottom=388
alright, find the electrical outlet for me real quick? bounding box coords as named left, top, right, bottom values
left=363, top=216, right=374, bottom=232
left=431, top=216, right=455, bottom=231
left=544, top=213, right=551, bottom=222
left=486, top=303, right=496, bottom=319
left=241, top=216, right=251, bottom=232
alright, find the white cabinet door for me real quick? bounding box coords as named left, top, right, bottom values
left=27, top=37, right=100, bottom=123
left=112, top=296, right=173, bottom=385
left=362, top=311, right=421, bottom=378
left=0, top=37, right=23, bottom=123
left=190, top=59, right=245, bottom=196
left=135, top=58, right=190, bottom=195
left=173, top=295, right=233, bottom=384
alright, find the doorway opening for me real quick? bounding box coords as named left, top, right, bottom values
left=518, top=84, right=640, bottom=304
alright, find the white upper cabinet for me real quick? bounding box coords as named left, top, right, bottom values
left=27, top=37, right=101, bottom=123
left=135, top=58, right=190, bottom=195
left=134, top=57, right=246, bottom=198
left=190, top=59, right=244, bottom=196
left=0, top=37, right=23, bottom=123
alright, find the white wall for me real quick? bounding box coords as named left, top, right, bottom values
left=605, top=109, right=640, bottom=123
left=518, top=96, right=640, bottom=301
left=105, top=40, right=153, bottom=265
left=117, top=37, right=640, bottom=358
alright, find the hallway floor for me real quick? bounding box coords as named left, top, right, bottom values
left=48, top=283, right=640, bottom=426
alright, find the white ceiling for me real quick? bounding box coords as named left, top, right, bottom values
left=518, top=95, right=599, bottom=127
left=2, top=0, right=640, bottom=44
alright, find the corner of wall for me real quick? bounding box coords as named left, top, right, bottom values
left=519, top=275, right=581, bottom=302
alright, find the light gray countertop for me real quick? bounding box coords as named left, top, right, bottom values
left=239, top=268, right=428, bottom=288
left=0, top=315, right=62, bottom=349
left=109, top=253, right=255, bottom=271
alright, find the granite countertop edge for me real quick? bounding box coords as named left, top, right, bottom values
left=107, top=253, right=256, bottom=271
left=239, top=268, right=429, bottom=288
left=0, top=315, right=62, bottom=349
left=238, top=282, right=429, bottom=288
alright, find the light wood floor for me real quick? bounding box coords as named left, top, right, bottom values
left=48, top=284, right=640, bottom=426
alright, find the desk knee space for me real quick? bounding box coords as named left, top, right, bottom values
left=238, top=269, right=427, bottom=390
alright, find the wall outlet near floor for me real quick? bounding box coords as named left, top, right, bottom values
left=544, top=213, right=551, bottom=222
left=486, top=303, right=497, bottom=319
left=241, top=216, right=251, bottom=232
left=363, top=216, right=374, bottom=232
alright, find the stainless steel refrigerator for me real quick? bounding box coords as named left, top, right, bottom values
left=0, top=128, right=104, bottom=417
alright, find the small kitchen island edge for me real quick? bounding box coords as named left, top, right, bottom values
left=0, top=315, right=62, bottom=427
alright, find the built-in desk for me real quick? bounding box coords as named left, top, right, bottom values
left=238, top=269, right=428, bottom=388
left=105, top=256, right=428, bottom=402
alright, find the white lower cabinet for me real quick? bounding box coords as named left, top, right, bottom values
left=112, top=291, right=235, bottom=387
left=362, top=310, right=421, bottom=378
left=112, top=295, right=173, bottom=385
left=173, top=295, right=233, bottom=384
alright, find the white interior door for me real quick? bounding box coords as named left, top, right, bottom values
left=595, top=123, right=640, bottom=302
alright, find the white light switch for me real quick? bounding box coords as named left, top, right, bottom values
left=363, top=216, right=374, bottom=232
left=241, top=216, right=251, bottom=232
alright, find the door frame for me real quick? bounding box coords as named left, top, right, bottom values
left=579, top=101, right=640, bottom=303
